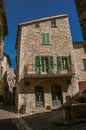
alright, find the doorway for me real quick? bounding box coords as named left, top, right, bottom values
left=51, top=85, right=62, bottom=107
left=35, top=86, right=44, bottom=107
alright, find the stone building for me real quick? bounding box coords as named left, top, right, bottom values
left=16, top=14, right=79, bottom=113
left=1, top=52, right=16, bottom=105
left=1, top=52, right=11, bottom=77
left=6, top=68, right=16, bottom=105
left=0, top=0, right=8, bottom=55
left=0, top=0, right=8, bottom=93
left=1, top=52, right=11, bottom=103
left=73, top=41, right=86, bottom=95
left=74, top=0, right=86, bottom=40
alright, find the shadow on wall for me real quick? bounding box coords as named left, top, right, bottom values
left=1, top=72, right=16, bottom=106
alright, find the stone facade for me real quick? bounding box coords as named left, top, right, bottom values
left=16, top=14, right=78, bottom=113
left=75, top=0, right=86, bottom=40
left=1, top=52, right=11, bottom=77
left=0, top=0, right=8, bottom=76
left=5, top=68, right=16, bottom=105
left=73, top=41, right=86, bottom=94
left=1, top=53, right=16, bottom=105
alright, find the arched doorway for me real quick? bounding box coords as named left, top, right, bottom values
left=35, top=86, right=44, bottom=107
left=51, top=85, right=62, bottom=107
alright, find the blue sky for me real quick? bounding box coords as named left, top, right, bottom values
left=4, top=0, right=83, bottom=68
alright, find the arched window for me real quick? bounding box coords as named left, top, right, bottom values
left=51, top=85, right=62, bottom=107
left=35, top=86, right=44, bottom=107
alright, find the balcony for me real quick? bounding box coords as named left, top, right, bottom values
left=24, top=64, right=74, bottom=79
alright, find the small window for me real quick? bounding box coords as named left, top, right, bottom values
left=24, top=81, right=30, bottom=86
left=78, top=82, right=86, bottom=93
left=51, top=20, right=56, bottom=27
left=83, top=59, right=86, bottom=70
left=35, top=23, right=39, bottom=28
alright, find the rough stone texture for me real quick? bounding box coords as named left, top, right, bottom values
left=1, top=53, right=10, bottom=98
left=75, top=0, right=86, bottom=40
left=73, top=41, right=86, bottom=81
left=1, top=55, right=16, bottom=104
left=1, top=54, right=10, bottom=77
left=7, top=68, right=16, bottom=93
left=16, top=14, right=78, bottom=113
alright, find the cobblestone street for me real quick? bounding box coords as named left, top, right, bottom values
left=22, top=109, right=86, bottom=130
left=0, top=107, right=86, bottom=130
left=0, top=108, right=18, bottom=130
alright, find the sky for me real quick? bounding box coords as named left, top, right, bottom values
left=4, top=0, right=83, bottom=69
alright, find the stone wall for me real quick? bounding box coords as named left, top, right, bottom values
left=73, top=42, right=86, bottom=81
left=17, top=15, right=74, bottom=80
left=16, top=14, right=78, bottom=113
left=18, top=78, right=68, bottom=113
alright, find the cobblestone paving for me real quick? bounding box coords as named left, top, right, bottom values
left=22, top=110, right=86, bottom=130
left=0, top=108, right=18, bottom=130
left=0, top=119, right=18, bottom=130
left=0, top=107, right=32, bottom=130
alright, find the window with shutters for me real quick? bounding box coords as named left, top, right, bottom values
left=35, top=56, right=54, bottom=74
left=42, top=33, right=50, bottom=45
left=57, top=55, right=72, bottom=70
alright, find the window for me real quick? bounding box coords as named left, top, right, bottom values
left=51, top=20, right=56, bottom=27
left=35, top=56, right=54, bottom=74
left=83, top=59, right=86, bottom=70
left=42, top=33, right=50, bottom=44
left=57, top=55, right=72, bottom=70
left=24, top=81, right=30, bottom=86
left=78, top=82, right=86, bottom=93
left=41, top=57, right=49, bottom=73
left=35, top=23, right=39, bottom=28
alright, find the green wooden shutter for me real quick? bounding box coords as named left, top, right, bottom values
left=67, top=55, right=72, bottom=69
left=57, top=56, right=62, bottom=70
left=42, top=33, right=50, bottom=44
left=69, top=54, right=72, bottom=65
left=35, top=56, right=40, bottom=74
left=42, top=33, right=46, bottom=44
left=49, top=56, right=54, bottom=74
left=46, top=33, right=50, bottom=44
